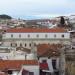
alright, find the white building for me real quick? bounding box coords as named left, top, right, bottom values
left=0, top=46, right=37, bottom=60
left=2, top=28, right=70, bottom=49
left=68, top=15, right=75, bottom=24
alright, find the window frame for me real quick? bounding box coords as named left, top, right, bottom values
left=11, top=34, right=13, bottom=38
left=19, top=34, right=21, bottom=38
left=45, top=34, right=48, bottom=38
left=61, top=34, right=64, bottom=38
left=36, top=34, right=39, bottom=38
left=28, top=34, right=30, bottom=38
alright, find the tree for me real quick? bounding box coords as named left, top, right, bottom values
left=60, top=16, right=65, bottom=27
left=0, top=14, right=12, bottom=19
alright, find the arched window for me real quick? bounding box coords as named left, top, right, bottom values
left=20, top=43, right=22, bottom=47
left=25, top=43, right=27, bottom=47
left=29, top=43, right=31, bottom=47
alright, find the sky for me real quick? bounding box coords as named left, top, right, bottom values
left=0, top=0, right=75, bottom=19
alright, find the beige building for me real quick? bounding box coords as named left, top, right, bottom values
left=2, top=28, right=70, bottom=49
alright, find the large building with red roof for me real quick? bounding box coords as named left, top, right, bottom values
left=2, top=28, right=70, bottom=49
left=0, top=28, right=70, bottom=75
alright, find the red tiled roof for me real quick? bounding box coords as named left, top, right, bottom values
left=40, top=63, right=49, bottom=70
left=0, top=72, right=6, bottom=75
left=37, top=44, right=62, bottom=57
left=6, top=28, right=67, bottom=33
left=0, top=60, right=38, bottom=71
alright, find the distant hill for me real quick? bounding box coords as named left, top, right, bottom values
left=0, top=14, right=12, bottom=19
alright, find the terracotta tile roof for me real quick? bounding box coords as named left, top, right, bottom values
left=0, top=72, right=6, bottom=75
left=6, top=28, right=67, bottom=33
left=0, top=60, right=38, bottom=71
left=37, top=44, right=62, bottom=57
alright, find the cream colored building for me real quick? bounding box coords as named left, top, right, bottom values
left=2, top=28, right=70, bottom=49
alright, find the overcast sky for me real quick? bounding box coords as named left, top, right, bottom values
left=0, top=0, right=75, bottom=19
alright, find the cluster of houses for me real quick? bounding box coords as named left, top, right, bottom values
left=0, top=26, right=72, bottom=75
left=0, top=15, right=75, bottom=75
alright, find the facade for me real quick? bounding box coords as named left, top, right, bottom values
left=2, top=28, right=70, bottom=49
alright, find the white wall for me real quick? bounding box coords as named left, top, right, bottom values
left=19, top=65, right=39, bottom=75
left=3, top=32, right=70, bottom=39
left=12, top=71, right=19, bottom=75
left=2, top=32, right=70, bottom=49
left=0, top=53, right=9, bottom=60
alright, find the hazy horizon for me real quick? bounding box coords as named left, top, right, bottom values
left=0, top=0, right=75, bottom=19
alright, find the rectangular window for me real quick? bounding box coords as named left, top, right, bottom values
left=45, top=34, right=48, bottom=38
left=52, top=59, right=56, bottom=69
left=42, top=60, right=47, bottom=63
left=28, top=34, right=30, bottom=38
left=29, top=43, right=31, bottom=47
left=36, top=34, right=39, bottom=38
left=15, top=43, right=17, bottom=47
left=29, top=72, right=34, bottom=75
left=61, top=34, right=64, bottom=38
left=54, top=34, right=56, bottom=38
left=10, top=43, right=12, bottom=47
left=19, top=34, right=21, bottom=38
left=11, top=34, right=13, bottom=38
